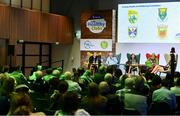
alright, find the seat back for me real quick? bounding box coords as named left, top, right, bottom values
left=115, top=53, right=121, bottom=64
left=149, top=102, right=173, bottom=115
left=127, top=53, right=140, bottom=64
left=146, top=53, right=160, bottom=63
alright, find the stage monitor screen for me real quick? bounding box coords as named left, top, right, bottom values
left=118, top=2, right=180, bottom=43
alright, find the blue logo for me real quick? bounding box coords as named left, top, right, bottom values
left=128, top=26, right=137, bottom=38
left=84, top=40, right=94, bottom=49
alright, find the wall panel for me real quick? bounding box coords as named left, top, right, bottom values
left=58, top=16, right=73, bottom=44
left=40, top=12, right=49, bottom=42
left=0, top=5, right=73, bottom=44
left=48, top=14, right=58, bottom=42
left=0, top=5, right=10, bottom=39
left=28, top=10, right=40, bottom=42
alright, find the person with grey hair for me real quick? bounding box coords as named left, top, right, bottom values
left=99, top=81, right=110, bottom=96
left=104, top=73, right=116, bottom=94
left=28, top=70, right=43, bottom=81
left=64, top=71, right=81, bottom=94
left=106, top=52, right=118, bottom=69
left=116, top=77, right=135, bottom=97
left=104, top=73, right=113, bottom=84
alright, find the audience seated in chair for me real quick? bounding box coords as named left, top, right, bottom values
left=126, top=53, right=140, bottom=75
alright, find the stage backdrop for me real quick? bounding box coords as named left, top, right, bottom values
left=116, top=43, right=180, bottom=71
left=80, top=10, right=116, bottom=68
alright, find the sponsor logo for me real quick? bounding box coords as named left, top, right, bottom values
left=84, top=40, right=94, bottom=49
left=158, top=8, right=167, bottom=21
left=128, top=26, right=137, bottom=38
left=86, top=15, right=106, bottom=33
left=157, top=25, right=168, bottom=38
left=175, top=33, right=180, bottom=39
left=128, top=10, right=138, bottom=24
left=100, top=41, right=108, bottom=49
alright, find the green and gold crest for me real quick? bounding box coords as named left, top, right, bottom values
left=157, top=25, right=168, bottom=39
left=100, top=41, right=108, bottom=49
left=128, top=10, right=138, bottom=24
left=158, top=8, right=167, bottom=21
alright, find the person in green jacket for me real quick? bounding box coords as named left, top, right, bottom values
left=145, top=53, right=159, bottom=70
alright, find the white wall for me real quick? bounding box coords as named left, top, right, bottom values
left=51, top=38, right=80, bottom=72
left=116, top=43, right=180, bottom=71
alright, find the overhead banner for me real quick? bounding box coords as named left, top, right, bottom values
left=80, top=39, right=112, bottom=51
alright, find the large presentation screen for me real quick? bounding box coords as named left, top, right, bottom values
left=118, top=2, right=180, bottom=43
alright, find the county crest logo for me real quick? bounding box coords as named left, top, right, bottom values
left=158, top=8, right=167, bottom=22
left=128, top=26, right=137, bottom=38
left=128, top=10, right=138, bottom=24
left=157, top=25, right=168, bottom=39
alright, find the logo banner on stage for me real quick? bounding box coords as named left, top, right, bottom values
left=80, top=39, right=112, bottom=51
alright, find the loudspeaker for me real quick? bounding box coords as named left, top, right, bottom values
left=8, top=45, right=15, bottom=56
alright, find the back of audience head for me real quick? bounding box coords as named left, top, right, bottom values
left=8, top=93, right=32, bottom=115
left=106, top=66, right=113, bottom=74
left=124, top=77, right=135, bottom=89
left=77, top=67, right=85, bottom=77
left=58, top=80, right=68, bottom=94
left=114, top=68, right=122, bottom=79
left=161, top=78, right=171, bottom=88
left=98, top=65, right=106, bottom=73
left=133, top=75, right=146, bottom=92
left=64, top=71, right=72, bottom=80
left=0, top=77, right=15, bottom=96
left=99, top=81, right=110, bottom=95
left=88, top=82, right=99, bottom=97
left=61, top=91, right=79, bottom=115
left=151, top=74, right=161, bottom=87
left=35, top=70, right=43, bottom=79
left=52, top=69, right=60, bottom=77
left=104, top=73, right=113, bottom=84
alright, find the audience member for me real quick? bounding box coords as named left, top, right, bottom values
left=0, top=75, right=15, bottom=115
left=152, top=78, right=177, bottom=111
left=122, top=75, right=148, bottom=115
left=64, top=71, right=81, bottom=94
left=49, top=80, right=68, bottom=110
left=54, top=91, right=84, bottom=115
left=80, top=82, right=107, bottom=115
left=171, top=77, right=180, bottom=96
left=93, top=65, right=106, bottom=84
left=43, top=68, right=54, bottom=82
left=8, top=92, right=45, bottom=115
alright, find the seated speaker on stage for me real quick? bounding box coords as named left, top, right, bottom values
left=105, top=52, right=118, bottom=68
left=145, top=53, right=159, bottom=71
left=126, top=53, right=140, bottom=74
left=151, top=47, right=178, bottom=74
left=88, top=52, right=101, bottom=71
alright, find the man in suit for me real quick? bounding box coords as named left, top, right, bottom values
left=88, top=52, right=101, bottom=72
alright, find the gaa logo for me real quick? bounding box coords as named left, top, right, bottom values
left=100, top=41, right=108, bottom=49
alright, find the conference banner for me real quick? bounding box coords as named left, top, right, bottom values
left=80, top=39, right=112, bottom=51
